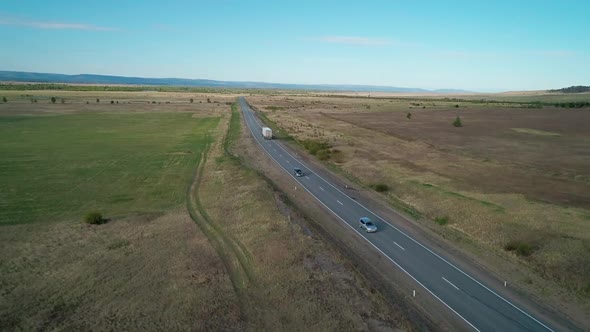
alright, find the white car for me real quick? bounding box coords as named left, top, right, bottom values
left=359, top=217, right=377, bottom=233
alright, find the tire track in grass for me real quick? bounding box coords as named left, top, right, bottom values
left=185, top=119, right=256, bottom=317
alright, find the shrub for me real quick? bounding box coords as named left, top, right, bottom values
left=371, top=183, right=389, bottom=192
left=61, top=98, right=65, bottom=104
left=504, top=240, right=535, bottom=257
left=516, top=243, right=533, bottom=256
left=435, top=216, right=449, bottom=225
left=51, top=97, right=56, bottom=104
left=2, top=96, right=6, bottom=103
left=453, top=116, right=463, bottom=127
left=406, top=112, right=412, bottom=119
left=85, top=211, right=106, bottom=225
left=190, top=98, right=194, bottom=103
left=455, top=104, right=459, bottom=108
left=111, top=100, right=114, bottom=104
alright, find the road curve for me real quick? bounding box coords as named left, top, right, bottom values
left=239, top=97, right=555, bottom=332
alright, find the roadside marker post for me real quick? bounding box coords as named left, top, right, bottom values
left=413, top=290, right=416, bottom=298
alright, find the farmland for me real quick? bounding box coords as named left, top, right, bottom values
left=247, top=93, right=590, bottom=308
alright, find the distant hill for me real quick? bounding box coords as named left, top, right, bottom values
left=0, top=70, right=472, bottom=94
left=548, top=85, right=590, bottom=93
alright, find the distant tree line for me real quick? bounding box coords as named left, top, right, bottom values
left=548, top=86, right=590, bottom=93
left=553, top=101, right=590, bottom=108
left=0, top=83, right=244, bottom=94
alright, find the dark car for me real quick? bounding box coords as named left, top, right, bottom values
left=294, top=168, right=303, bottom=177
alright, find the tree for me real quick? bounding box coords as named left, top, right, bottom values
left=96, top=98, right=100, bottom=103
left=190, top=98, right=194, bottom=103
left=453, top=116, right=463, bottom=127
left=2, top=96, right=7, bottom=103
left=454, top=104, right=460, bottom=108
left=111, top=100, right=114, bottom=104
left=51, top=97, right=56, bottom=104
left=406, top=112, right=412, bottom=119
left=207, top=97, right=211, bottom=103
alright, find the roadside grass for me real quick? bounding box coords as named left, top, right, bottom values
left=265, top=105, right=286, bottom=111
left=511, top=128, right=561, bottom=136
left=435, top=216, right=449, bottom=226
left=251, top=104, right=295, bottom=141
left=0, top=112, right=218, bottom=225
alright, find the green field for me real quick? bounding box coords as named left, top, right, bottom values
left=0, top=113, right=218, bottom=225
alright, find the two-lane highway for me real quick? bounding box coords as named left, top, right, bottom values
left=239, top=97, right=555, bottom=332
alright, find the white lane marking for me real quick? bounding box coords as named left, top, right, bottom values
left=264, top=112, right=554, bottom=332
left=305, top=176, right=310, bottom=179
left=443, top=277, right=460, bottom=290
left=337, top=200, right=343, bottom=205
left=319, top=186, right=325, bottom=191
left=393, top=241, right=405, bottom=251
left=286, top=160, right=290, bottom=163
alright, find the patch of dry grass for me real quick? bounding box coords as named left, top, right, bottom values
left=0, top=210, right=242, bottom=331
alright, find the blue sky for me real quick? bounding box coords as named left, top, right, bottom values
left=1, top=0, right=589, bottom=91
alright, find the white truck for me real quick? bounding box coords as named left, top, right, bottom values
left=262, top=127, right=273, bottom=139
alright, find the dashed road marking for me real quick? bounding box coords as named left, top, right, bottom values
left=394, top=242, right=406, bottom=251
left=337, top=200, right=343, bottom=205
left=319, top=186, right=325, bottom=191
left=442, top=277, right=460, bottom=290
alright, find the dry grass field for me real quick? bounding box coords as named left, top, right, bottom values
left=0, top=89, right=417, bottom=331
left=247, top=94, right=590, bottom=303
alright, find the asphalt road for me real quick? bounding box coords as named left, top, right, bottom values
left=239, top=97, right=555, bottom=332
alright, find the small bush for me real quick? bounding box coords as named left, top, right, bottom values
left=453, top=116, right=463, bottom=127
left=406, top=112, right=412, bottom=119
left=435, top=216, right=449, bottom=225
left=111, top=100, right=114, bottom=104
left=85, top=211, right=106, bottom=225
left=190, top=98, right=194, bottom=103
left=2, top=96, right=6, bottom=103
left=371, top=183, right=389, bottom=192
left=96, top=98, right=100, bottom=103
left=51, top=97, right=56, bottom=104
left=516, top=243, right=533, bottom=256
left=504, top=240, right=535, bottom=257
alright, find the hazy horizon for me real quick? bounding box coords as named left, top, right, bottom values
left=1, top=1, right=589, bottom=91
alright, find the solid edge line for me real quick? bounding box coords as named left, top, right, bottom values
left=261, top=101, right=554, bottom=332
left=239, top=98, right=481, bottom=332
